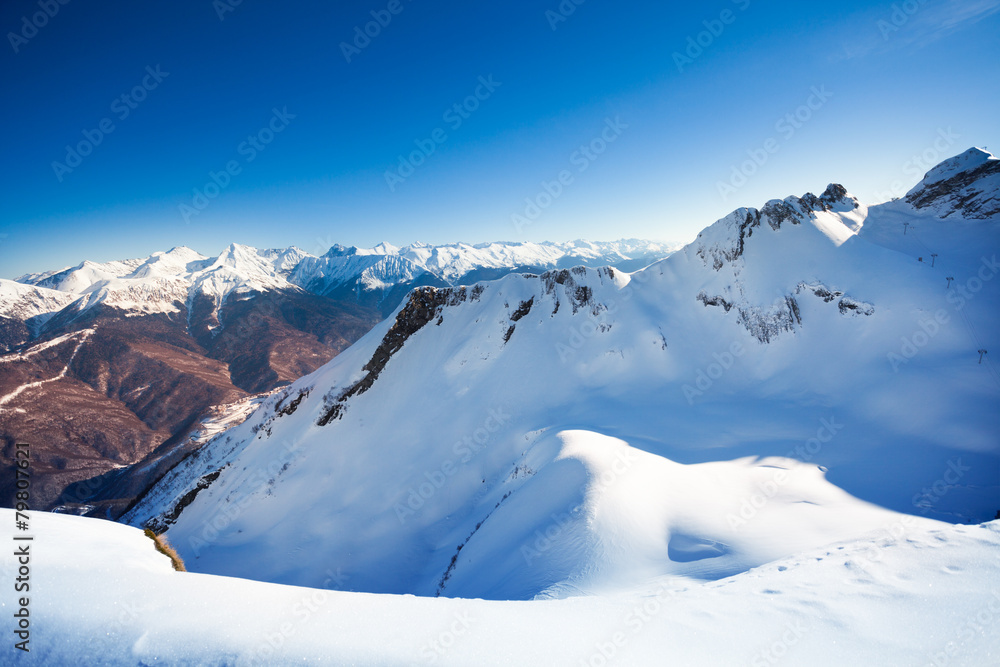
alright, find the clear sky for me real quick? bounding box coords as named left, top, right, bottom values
left=1, top=0, right=999, bottom=278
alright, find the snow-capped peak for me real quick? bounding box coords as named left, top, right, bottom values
left=10, top=239, right=680, bottom=336
left=370, top=242, right=400, bottom=255
left=902, top=147, right=1000, bottom=220
left=0, top=278, right=76, bottom=339
left=322, top=244, right=356, bottom=258
left=692, top=184, right=863, bottom=273
left=915, top=146, right=996, bottom=187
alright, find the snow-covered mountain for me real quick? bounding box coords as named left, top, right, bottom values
left=9, top=239, right=681, bottom=339
left=0, top=239, right=679, bottom=515
left=124, top=149, right=1000, bottom=605
left=0, top=278, right=76, bottom=348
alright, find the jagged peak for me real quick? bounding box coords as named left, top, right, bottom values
left=323, top=244, right=357, bottom=258
left=693, top=186, right=862, bottom=271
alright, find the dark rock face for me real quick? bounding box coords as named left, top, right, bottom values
left=696, top=281, right=874, bottom=345
left=820, top=183, right=856, bottom=208
left=318, top=287, right=460, bottom=426
left=143, top=468, right=223, bottom=534
left=734, top=297, right=802, bottom=344
left=697, top=292, right=734, bottom=312
left=798, top=283, right=874, bottom=317
left=503, top=297, right=535, bottom=344
left=541, top=267, right=609, bottom=315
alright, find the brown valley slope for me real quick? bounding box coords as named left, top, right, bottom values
left=0, top=290, right=379, bottom=517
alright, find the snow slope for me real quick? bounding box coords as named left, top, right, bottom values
left=125, top=149, right=1000, bottom=605
left=5, top=508, right=1000, bottom=665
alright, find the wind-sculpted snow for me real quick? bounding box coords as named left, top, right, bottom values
left=8, top=507, right=1000, bottom=665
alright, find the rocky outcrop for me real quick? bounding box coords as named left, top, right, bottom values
left=905, top=151, right=1000, bottom=219
left=695, top=185, right=859, bottom=271
left=318, top=287, right=463, bottom=425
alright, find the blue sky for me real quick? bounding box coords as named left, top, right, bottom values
left=1, top=0, right=999, bottom=278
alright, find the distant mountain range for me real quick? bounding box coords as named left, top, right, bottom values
left=0, top=238, right=680, bottom=515
left=4, top=238, right=683, bottom=340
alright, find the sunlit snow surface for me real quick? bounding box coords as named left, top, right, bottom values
left=4, top=509, right=999, bottom=665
